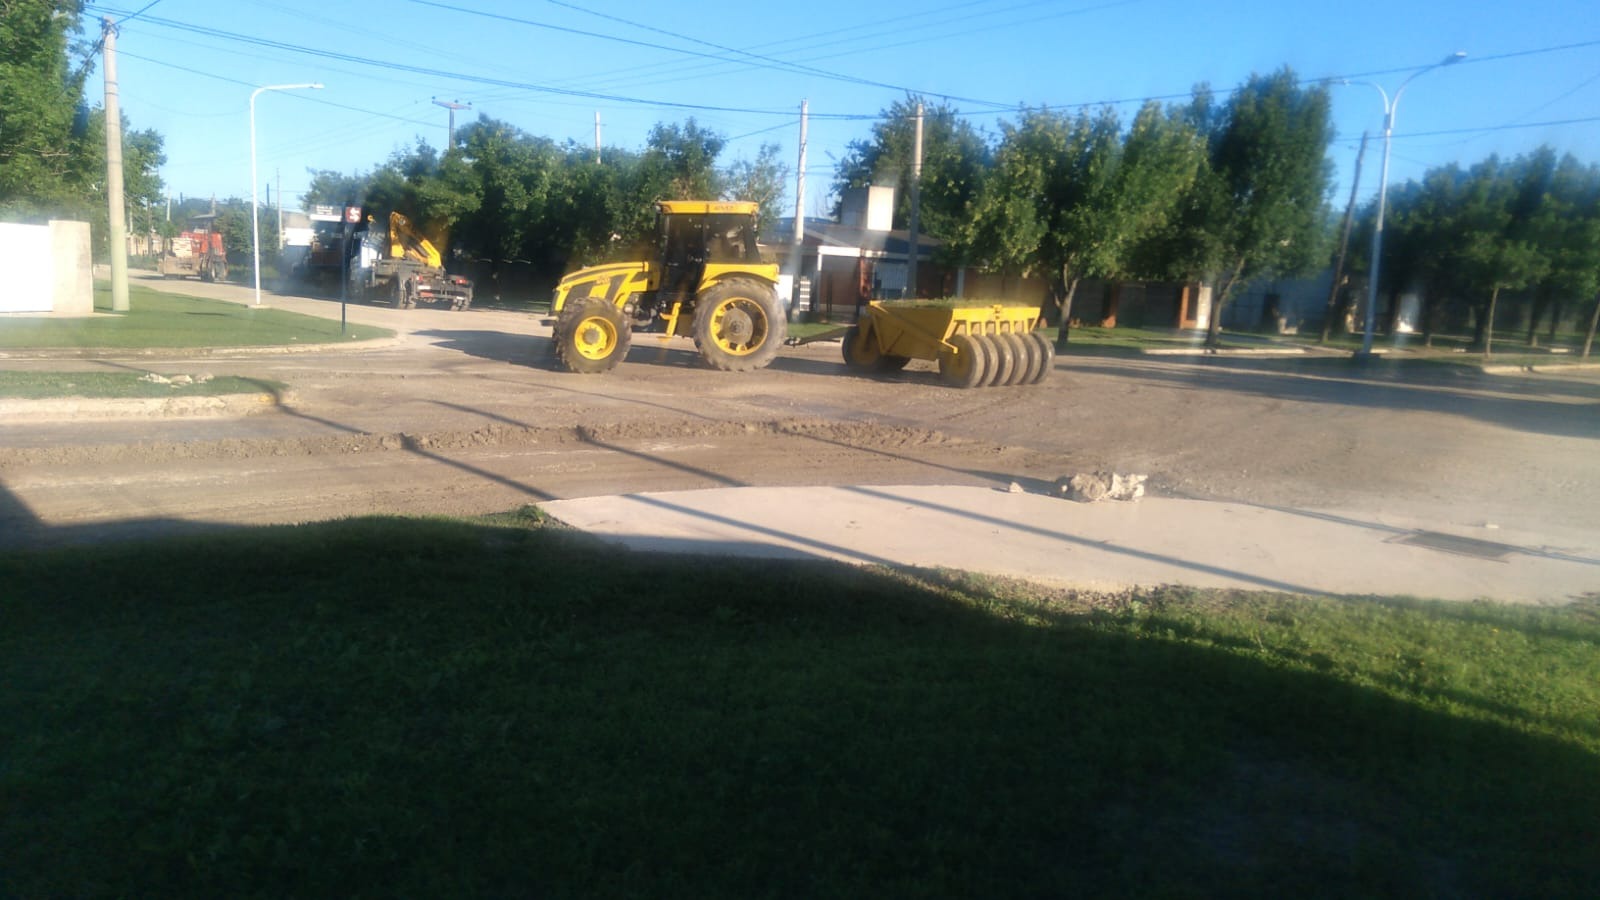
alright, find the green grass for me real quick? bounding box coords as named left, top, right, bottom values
left=3, top=515, right=1597, bottom=897
left=1058, top=324, right=1265, bottom=353
left=0, top=371, right=285, bottom=399
left=0, top=282, right=391, bottom=350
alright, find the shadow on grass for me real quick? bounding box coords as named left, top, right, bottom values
left=4, top=519, right=1597, bottom=898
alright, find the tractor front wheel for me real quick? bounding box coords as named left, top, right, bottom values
left=554, top=296, right=632, bottom=374
left=693, top=279, right=786, bottom=372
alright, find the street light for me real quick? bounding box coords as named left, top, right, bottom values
left=1344, top=52, right=1464, bottom=357
left=251, top=82, right=323, bottom=306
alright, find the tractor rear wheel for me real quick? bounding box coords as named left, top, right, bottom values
left=554, top=296, right=631, bottom=374
left=693, top=278, right=786, bottom=372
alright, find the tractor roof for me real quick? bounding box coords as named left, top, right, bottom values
left=658, top=200, right=760, bottom=216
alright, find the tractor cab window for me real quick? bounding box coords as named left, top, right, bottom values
left=705, top=214, right=760, bottom=263
left=658, top=212, right=761, bottom=267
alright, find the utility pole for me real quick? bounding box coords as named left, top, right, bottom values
left=1321, top=131, right=1368, bottom=344
left=102, top=17, right=130, bottom=312
left=276, top=168, right=283, bottom=250
left=794, top=99, right=808, bottom=246
left=432, top=98, right=471, bottom=149
left=595, top=111, right=602, bottom=163
left=904, top=101, right=924, bottom=300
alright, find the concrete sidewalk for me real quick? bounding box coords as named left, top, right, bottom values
left=542, top=485, right=1599, bottom=604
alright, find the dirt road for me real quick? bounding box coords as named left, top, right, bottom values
left=3, top=273, right=1598, bottom=552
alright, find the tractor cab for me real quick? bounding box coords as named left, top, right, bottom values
left=654, top=201, right=764, bottom=306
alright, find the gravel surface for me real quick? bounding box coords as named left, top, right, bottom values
left=3, top=271, right=1597, bottom=551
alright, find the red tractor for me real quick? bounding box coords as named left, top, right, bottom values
left=157, top=214, right=229, bottom=282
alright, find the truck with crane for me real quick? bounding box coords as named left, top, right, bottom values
left=350, top=211, right=474, bottom=310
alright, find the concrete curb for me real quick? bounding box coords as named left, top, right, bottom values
left=1140, top=346, right=1311, bottom=357
left=0, top=337, right=402, bottom=361
left=1481, top=361, right=1600, bottom=375
left=0, top=391, right=290, bottom=421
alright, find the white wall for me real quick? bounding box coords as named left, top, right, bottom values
left=0, top=222, right=56, bottom=313
left=0, top=220, right=92, bottom=315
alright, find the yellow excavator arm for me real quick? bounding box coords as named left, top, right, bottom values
left=387, top=211, right=443, bottom=268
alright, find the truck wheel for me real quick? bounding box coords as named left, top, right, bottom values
left=693, top=278, right=786, bottom=372
left=554, top=296, right=631, bottom=374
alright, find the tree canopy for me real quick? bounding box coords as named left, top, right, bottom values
left=830, top=97, right=991, bottom=242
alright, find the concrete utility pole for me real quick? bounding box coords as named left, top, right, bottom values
left=432, top=98, right=471, bottom=149
left=102, top=17, right=130, bottom=312
left=904, top=101, right=924, bottom=300
left=276, top=168, right=283, bottom=249
left=794, top=99, right=808, bottom=246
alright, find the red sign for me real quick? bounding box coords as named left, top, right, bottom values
left=343, top=205, right=362, bottom=224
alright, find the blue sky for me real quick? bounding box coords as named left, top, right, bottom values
left=81, top=0, right=1600, bottom=218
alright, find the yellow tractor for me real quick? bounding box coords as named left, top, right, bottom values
left=549, top=201, right=786, bottom=374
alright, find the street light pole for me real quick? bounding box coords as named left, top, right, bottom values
left=1349, top=52, right=1464, bottom=357
left=251, top=82, right=323, bottom=306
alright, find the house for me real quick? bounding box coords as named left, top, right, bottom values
left=768, top=187, right=1209, bottom=331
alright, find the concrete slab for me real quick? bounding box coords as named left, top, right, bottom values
left=541, top=486, right=1600, bottom=604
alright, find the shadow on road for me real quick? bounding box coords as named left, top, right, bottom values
left=1074, top=356, right=1600, bottom=440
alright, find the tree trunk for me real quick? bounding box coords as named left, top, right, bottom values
left=1548, top=298, right=1563, bottom=346
left=1420, top=287, right=1436, bottom=349
left=1206, top=258, right=1247, bottom=349
left=1055, top=272, right=1081, bottom=348
left=1483, top=285, right=1500, bottom=359
left=1583, top=292, right=1600, bottom=359
left=1100, top=282, right=1121, bottom=328
left=1384, top=286, right=1404, bottom=336
left=1526, top=287, right=1550, bottom=348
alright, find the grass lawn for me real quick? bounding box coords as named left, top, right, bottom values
left=0, top=282, right=391, bottom=350
left=4, top=513, right=1597, bottom=897
left=0, top=371, right=286, bottom=399
left=1056, top=324, right=1267, bottom=353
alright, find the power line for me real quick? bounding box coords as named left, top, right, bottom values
left=115, top=49, right=439, bottom=128
left=80, top=2, right=1600, bottom=137
left=115, top=0, right=168, bottom=24
left=535, top=0, right=1018, bottom=110
left=1398, top=115, right=1600, bottom=139
left=84, top=3, right=844, bottom=118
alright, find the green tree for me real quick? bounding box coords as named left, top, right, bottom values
left=1153, top=70, right=1335, bottom=347
left=963, top=102, right=1201, bottom=343
left=1451, top=153, right=1551, bottom=357
left=70, top=108, right=166, bottom=255
left=1523, top=152, right=1600, bottom=348
left=721, top=142, right=788, bottom=235
left=831, top=97, right=991, bottom=242
left=0, top=0, right=91, bottom=220
left=210, top=198, right=278, bottom=270
left=638, top=119, right=726, bottom=200
left=303, top=167, right=373, bottom=209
